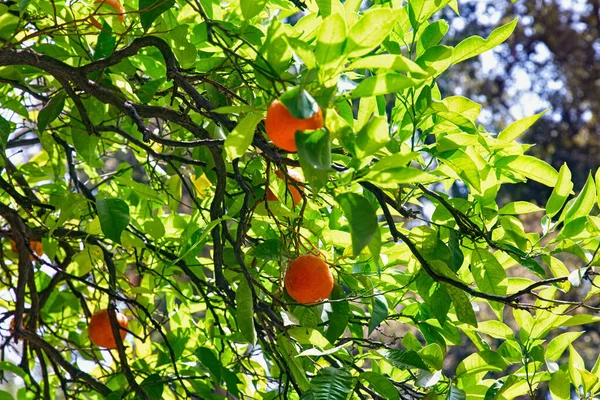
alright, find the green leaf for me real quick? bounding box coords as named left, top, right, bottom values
left=140, top=374, right=164, bottom=400
left=296, top=129, right=332, bottom=190
left=564, top=172, right=596, bottom=223
left=359, top=372, right=399, bottom=400
left=315, top=13, right=346, bottom=69
left=240, top=0, right=266, bottom=19
left=195, top=347, right=222, bottom=382
left=236, top=279, right=256, bottom=345
left=96, top=197, right=130, bottom=243
left=0, top=361, right=26, bottom=379
left=497, top=155, right=559, bottom=187
left=416, top=45, right=453, bottom=75
left=569, top=344, right=584, bottom=388
left=385, top=349, right=430, bottom=370
left=455, top=351, right=508, bottom=377
left=94, top=23, right=116, bottom=60
left=38, top=93, right=66, bottom=132
left=417, top=20, right=449, bottom=56
left=497, top=109, right=549, bottom=142
left=365, top=166, right=435, bottom=185
left=466, top=320, right=514, bottom=340
left=308, top=367, right=353, bottom=400
left=351, top=74, right=423, bottom=98
left=336, top=193, right=380, bottom=257
left=448, top=385, right=467, bottom=400
left=549, top=371, right=570, bottom=400
left=347, top=55, right=427, bottom=76
left=326, top=285, right=349, bottom=343
left=224, top=112, right=262, bottom=160
left=354, top=116, right=389, bottom=158
left=443, top=283, right=477, bottom=327
left=346, top=8, right=403, bottom=58
left=418, top=344, right=444, bottom=371
left=0, top=115, right=11, bottom=148
left=499, top=201, right=544, bottom=215
left=546, top=331, right=584, bottom=361
left=139, top=0, right=175, bottom=31
left=368, top=291, right=388, bottom=334
left=409, top=0, right=451, bottom=28
left=71, top=127, right=100, bottom=164
left=279, top=87, right=320, bottom=119
left=451, top=18, right=518, bottom=65
left=545, top=163, right=573, bottom=218
left=596, top=168, right=600, bottom=210
left=470, top=248, right=507, bottom=317
left=19, top=0, right=31, bottom=13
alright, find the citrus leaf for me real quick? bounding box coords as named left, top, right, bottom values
left=455, top=351, right=508, bottom=377
left=451, top=18, right=518, bottom=65
left=443, top=283, right=477, bottom=327
left=497, top=155, right=559, bottom=187
left=385, top=349, right=429, bottom=370
left=368, top=291, right=388, bottom=334
left=225, top=112, right=262, bottom=160
left=346, top=8, right=403, bottom=58
left=307, top=367, right=353, bottom=400
left=315, top=13, right=346, bottom=69
left=365, top=166, right=435, bottom=185
left=359, top=372, right=399, bottom=400
left=351, top=74, right=423, bottom=98
left=0, top=115, right=11, bottom=148
left=564, top=172, right=596, bottom=223
left=280, top=87, right=319, bottom=119
left=546, top=331, right=584, bottom=361
left=354, top=115, right=389, bottom=158
left=336, top=193, right=379, bottom=258
left=326, top=285, right=349, bottom=343
left=498, top=108, right=549, bottom=142
left=38, top=92, right=65, bottom=132
left=236, top=279, right=256, bottom=345
left=96, top=197, right=130, bottom=243
left=296, top=129, right=332, bottom=190
left=499, top=201, right=544, bottom=215
left=240, top=0, right=266, bottom=19
left=549, top=370, right=570, bottom=400
left=448, top=385, right=467, bottom=400
left=348, top=54, right=427, bottom=76
left=139, top=0, right=175, bottom=31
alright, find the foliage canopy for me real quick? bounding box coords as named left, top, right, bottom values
left=0, top=0, right=599, bottom=399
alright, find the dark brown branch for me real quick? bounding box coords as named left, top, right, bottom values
left=16, top=328, right=111, bottom=395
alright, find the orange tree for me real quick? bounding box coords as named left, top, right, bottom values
left=0, top=1, right=599, bottom=399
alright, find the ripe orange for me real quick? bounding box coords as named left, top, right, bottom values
left=88, top=309, right=129, bottom=349
left=265, top=99, right=324, bottom=152
left=284, top=254, right=334, bottom=304
left=11, top=240, right=43, bottom=261
left=266, top=169, right=304, bottom=206
left=90, top=0, right=125, bottom=29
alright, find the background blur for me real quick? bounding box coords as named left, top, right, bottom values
left=441, top=0, right=600, bottom=204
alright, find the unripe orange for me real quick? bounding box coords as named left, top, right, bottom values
left=284, top=254, right=334, bottom=304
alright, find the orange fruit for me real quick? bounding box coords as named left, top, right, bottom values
left=266, top=169, right=304, bottom=206
left=284, top=254, right=334, bottom=304
left=88, top=309, right=129, bottom=349
left=265, top=99, right=324, bottom=152
left=90, top=0, right=125, bottom=29
left=11, top=240, right=43, bottom=261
